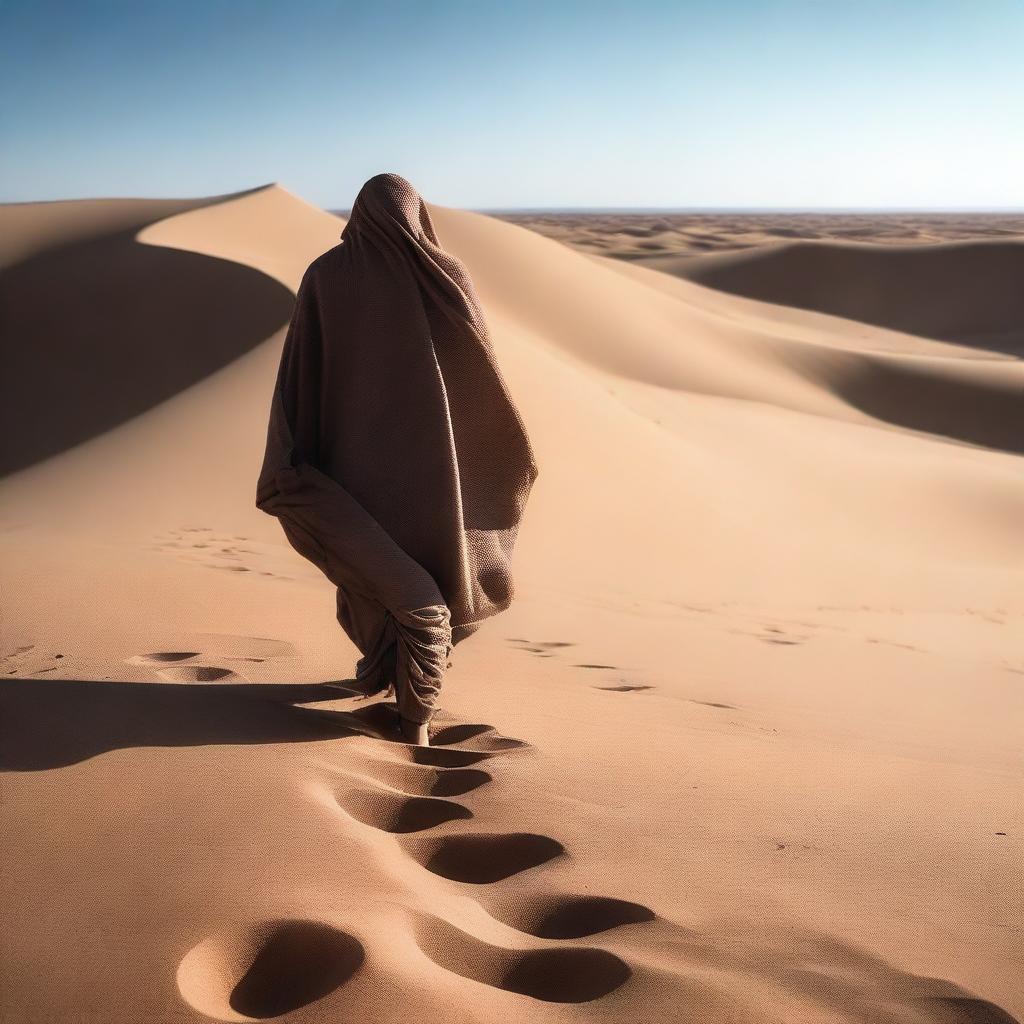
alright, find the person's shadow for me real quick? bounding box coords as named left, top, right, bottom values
left=0, top=678, right=402, bottom=771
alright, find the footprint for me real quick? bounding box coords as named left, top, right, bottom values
left=865, top=637, right=922, bottom=653
left=481, top=892, right=657, bottom=938
left=725, top=621, right=813, bottom=646
left=506, top=638, right=577, bottom=656
left=430, top=723, right=494, bottom=743
left=595, top=684, right=653, bottom=692
left=155, top=665, right=245, bottom=683
left=151, top=528, right=306, bottom=583
left=431, top=723, right=530, bottom=753
left=412, top=913, right=630, bottom=1003
left=1, top=644, right=40, bottom=676
left=347, top=708, right=529, bottom=759
left=427, top=769, right=493, bottom=798
left=335, top=787, right=472, bottom=833
left=1, top=649, right=73, bottom=677
left=506, top=639, right=576, bottom=649
left=756, top=624, right=807, bottom=645
left=751, top=625, right=811, bottom=646
left=404, top=832, right=566, bottom=883
left=573, top=663, right=620, bottom=670
left=343, top=704, right=506, bottom=755
left=177, top=919, right=364, bottom=1021
left=127, top=652, right=200, bottom=664
left=409, top=746, right=497, bottom=768
left=688, top=699, right=737, bottom=710
left=357, top=732, right=499, bottom=767
left=126, top=636, right=293, bottom=683
left=348, top=756, right=492, bottom=798
left=912, top=996, right=1020, bottom=1023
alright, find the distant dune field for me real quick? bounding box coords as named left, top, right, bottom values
left=1, top=186, right=1021, bottom=1023
left=491, top=208, right=1024, bottom=256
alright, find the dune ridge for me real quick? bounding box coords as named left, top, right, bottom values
left=645, top=238, right=1024, bottom=352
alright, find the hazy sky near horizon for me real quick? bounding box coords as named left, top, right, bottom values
left=3, top=0, right=1022, bottom=209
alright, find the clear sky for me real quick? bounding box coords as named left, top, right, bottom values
left=3, top=0, right=1023, bottom=209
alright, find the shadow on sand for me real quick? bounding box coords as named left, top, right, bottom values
left=0, top=677, right=402, bottom=771
left=0, top=229, right=294, bottom=476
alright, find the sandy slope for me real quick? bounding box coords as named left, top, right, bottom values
left=0, top=184, right=1021, bottom=1023
left=639, top=239, right=1024, bottom=356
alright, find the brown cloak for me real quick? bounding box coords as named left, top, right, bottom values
left=255, top=173, right=539, bottom=724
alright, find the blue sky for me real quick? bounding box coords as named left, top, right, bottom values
left=2, top=0, right=1022, bottom=209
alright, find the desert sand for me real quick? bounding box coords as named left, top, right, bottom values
left=491, top=209, right=1024, bottom=256
left=1, top=184, right=1021, bottom=1023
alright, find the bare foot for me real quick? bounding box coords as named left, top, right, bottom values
left=399, top=717, right=430, bottom=746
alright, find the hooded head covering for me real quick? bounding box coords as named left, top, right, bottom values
left=255, top=172, right=539, bottom=725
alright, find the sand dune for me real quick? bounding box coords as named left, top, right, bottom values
left=1, top=183, right=1020, bottom=1022
left=496, top=208, right=1024, bottom=261
left=643, top=238, right=1024, bottom=354
left=1, top=223, right=293, bottom=476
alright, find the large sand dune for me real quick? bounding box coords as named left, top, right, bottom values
left=1, top=183, right=1020, bottom=1023
left=641, top=238, right=1024, bottom=355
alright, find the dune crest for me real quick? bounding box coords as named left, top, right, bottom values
left=656, top=238, right=1024, bottom=353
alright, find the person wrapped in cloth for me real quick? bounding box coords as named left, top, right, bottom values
left=255, top=173, right=539, bottom=746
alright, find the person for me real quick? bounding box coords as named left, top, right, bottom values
left=255, top=172, right=539, bottom=746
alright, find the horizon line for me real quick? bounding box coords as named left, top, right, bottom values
left=466, top=206, right=1024, bottom=215
left=4, top=186, right=1022, bottom=216
left=331, top=204, right=1024, bottom=215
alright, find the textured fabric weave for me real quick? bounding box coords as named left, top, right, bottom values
left=255, top=173, right=539, bottom=724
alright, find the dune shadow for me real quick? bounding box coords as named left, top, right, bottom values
left=0, top=228, right=294, bottom=477
left=642, top=240, right=1024, bottom=455
left=820, top=349, right=1024, bottom=456
left=674, top=239, right=1024, bottom=355
left=0, top=677, right=390, bottom=771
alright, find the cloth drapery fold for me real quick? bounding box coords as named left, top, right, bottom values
left=257, top=456, right=452, bottom=723
left=255, top=173, right=538, bottom=724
